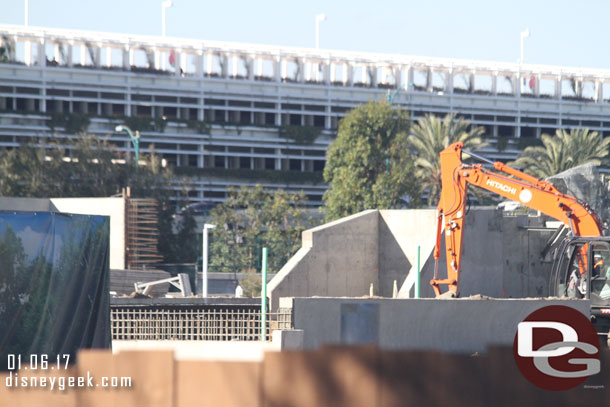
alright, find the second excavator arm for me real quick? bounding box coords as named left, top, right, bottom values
left=431, top=142, right=603, bottom=297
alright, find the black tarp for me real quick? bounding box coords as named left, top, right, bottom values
left=0, top=211, right=110, bottom=369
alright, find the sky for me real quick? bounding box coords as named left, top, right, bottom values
left=1, top=0, right=608, bottom=70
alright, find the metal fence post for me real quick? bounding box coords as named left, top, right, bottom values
left=261, top=247, right=268, bottom=341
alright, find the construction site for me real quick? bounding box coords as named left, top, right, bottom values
left=3, top=4, right=610, bottom=406
left=1, top=143, right=610, bottom=406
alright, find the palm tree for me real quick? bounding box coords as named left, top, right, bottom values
left=511, top=128, right=610, bottom=178
left=409, top=113, right=487, bottom=205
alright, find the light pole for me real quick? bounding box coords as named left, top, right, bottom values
left=115, top=125, right=140, bottom=165
left=520, top=28, right=530, bottom=65
left=315, top=14, right=326, bottom=49
left=202, top=224, right=216, bottom=298
left=517, top=28, right=530, bottom=139
left=162, top=0, right=173, bottom=37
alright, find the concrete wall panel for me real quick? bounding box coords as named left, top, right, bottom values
left=269, top=210, right=379, bottom=310
left=288, top=297, right=590, bottom=353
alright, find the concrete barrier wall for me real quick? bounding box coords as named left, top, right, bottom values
left=268, top=210, right=379, bottom=310
left=283, top=297, right=591, bottom=353
left=269, top=208, right=559, bottom=307
left=378, top=209, right=437, bottom=298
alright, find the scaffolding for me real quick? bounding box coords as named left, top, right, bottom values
left=126, top=196, right=163, bottom=269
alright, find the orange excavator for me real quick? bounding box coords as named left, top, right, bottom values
left=431, top=142, right=610, bottom=339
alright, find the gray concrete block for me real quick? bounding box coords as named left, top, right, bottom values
left=287, top=297, right=591, bottom=354
left=271, top=329, right=304, bottom=350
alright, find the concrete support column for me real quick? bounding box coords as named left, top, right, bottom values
left=94, top=47, right=101, bottom=68
left=330, top=63, right=335, bottom=83
left=281, top=60, right=287, bottom=81
left=297, top=60, right=304, bottom=82
left=248, top=56, right=254, bottom=81
left=513, top=74, right=519, bottom=96
left=127, top=49, right=134, bottom=70
left=274, top=57, right=281, bottom=83
left=275, top=103, right=282, bottom=126
left=427, top=69, right=433, bottom=91
left=407, top=67, right=414, bottom=90
left=106, top=48, right=112, bottom=68
left=555, top=76, right=561, bottom=99
left=304, top=60, right=311, bottom=82
left=220, top=56, right=228, bottom=78
left=275, top=148, right=281, bottom=170
left=80, top=45, right=86, bottom=66
left=345, top=64, right=353, bottom=86
left=469, top=73, right=475, bottom=92
left=369, top=66, right=377, bottom=87
left=206, top=53, right=213, bottom=75
left=596, top=81, right=603, bottom=102
left=126, top=93, right=132, bottom=116
left=325, top=105, right=331, bottom=129
left=67, top=44, right=73, bottom=67
left=257, top=58, right=263, bottom=78
left=54, top=44, right=61, bottom=63
left=232, top=56, right=238, bottom=77
left=491, top=73, right=497, bottom=95
left=324, top=60, right=330, bottom=85
left=154, top=49, right=161, bottom=70
left=180, top=52, right=187, bottom=76
left=195, top=53, right=203, bottom=76
left=38, top=42, right=45, bottom=66
left=393, top=68, right=400, bottom=89
left=535, top=74, right=541, bottom=97
left=24, top=41, right=31, bottom=66
left=40, top=87, right=46, bottom=113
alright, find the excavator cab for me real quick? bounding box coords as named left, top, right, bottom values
left=552, top=237, right=610, bottom=342
left=552, top=237, right=610, bottom=304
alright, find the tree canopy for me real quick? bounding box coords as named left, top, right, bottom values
left=208, top=185, right=312, bottom=296
left=409, top=113, right=487, bottom=205
left=0, top=134, right=171, bottom=198
left=322, top=101, right=420, bottom=220
left=510, top=128, right=610, bottom=178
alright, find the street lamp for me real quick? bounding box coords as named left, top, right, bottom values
left=520, top=28, right=531, bottom=64
left=315, top=14, right=326, bottom=49
left=202, top=224, right=216, bottom=298
left=115, top=125, right=140, bottom=165
left=162, top=0, right=173, bottom=37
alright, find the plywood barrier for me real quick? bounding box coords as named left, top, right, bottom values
left=1, top=347, right=609, bottom=407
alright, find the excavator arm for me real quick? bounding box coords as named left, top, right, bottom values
left=431, top=142, right=603, bottom=297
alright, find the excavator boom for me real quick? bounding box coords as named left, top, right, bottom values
left=431, top=142, right=603, bottom=297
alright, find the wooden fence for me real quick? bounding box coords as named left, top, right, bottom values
left=1, top=346, right=609, bottom=407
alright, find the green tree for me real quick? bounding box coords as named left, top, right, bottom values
left=510, top=128, right=610, bottom=178
left=208, top=185, right=312, bottom=296
left=323, top=101, right=420, bottom=220
left=409, top=113, right=487, bottom=205
left=0, top=135, right=172, bottom=198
